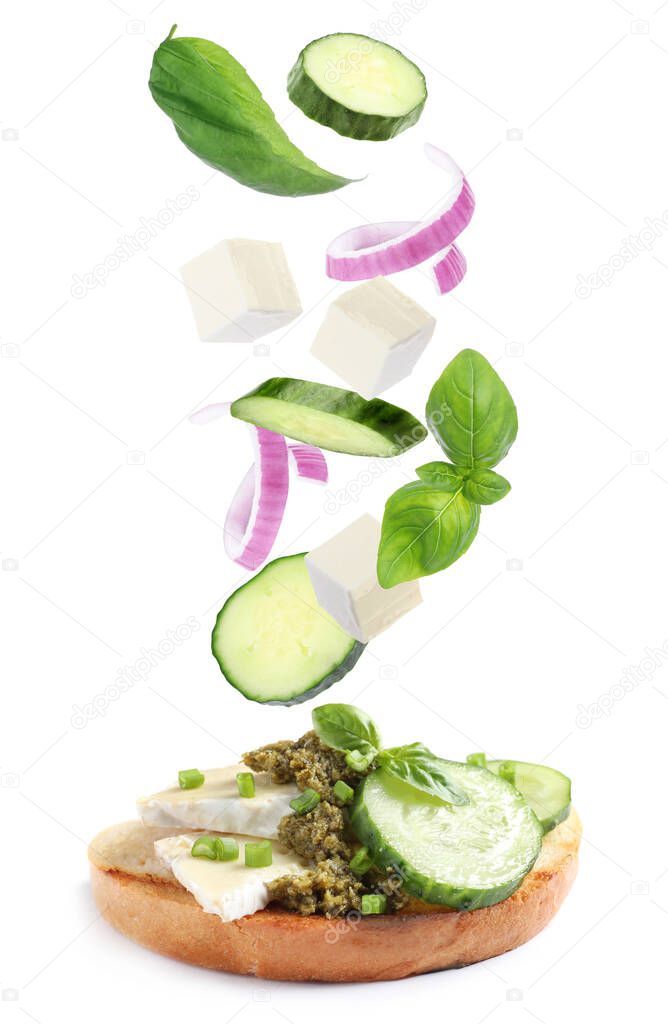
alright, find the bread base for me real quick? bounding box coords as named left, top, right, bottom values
left=90, top=811, right=580, bottom=982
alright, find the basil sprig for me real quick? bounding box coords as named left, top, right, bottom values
left=377, top=349, right=517, bottom=588
left=312, top=705, right=468, bottom=807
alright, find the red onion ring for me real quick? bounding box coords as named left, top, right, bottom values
left=325, top=145, right=474, bottom=287
left=191, top=407, right=328, bottom=570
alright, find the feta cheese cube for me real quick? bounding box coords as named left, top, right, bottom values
left=181, top=239, right=302, bottom=343
left=306, top=514, right=421, bottom=643
left=311, top=278, right=436, bottom=398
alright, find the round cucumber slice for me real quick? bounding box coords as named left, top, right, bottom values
left=351, top=763, right=543, bottom=910
left=211, top=553, right=365, bottom=705
left=486, top=760, right=572, bottom=835
left=231, top=378, right=427, bottom=457
left=288, top=33, right=427, bottom=141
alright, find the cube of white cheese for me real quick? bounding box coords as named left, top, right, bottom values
left=154, top=833, right=310, bottom=923
left=137, top=765, right=299, bottom=839
left=311, top=278, right=436, bottom=398
left=181, top=239, right=302, bottom=343
left=306, top=514, right=421, bottom=643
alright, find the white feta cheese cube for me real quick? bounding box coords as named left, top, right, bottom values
left=306, top=514, right=421, bottom=643
left=181, top=239, right=302, bottom=343
left=311, top=278, right=436, bottom=398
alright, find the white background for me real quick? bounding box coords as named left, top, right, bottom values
left=2, top=0, right=667, bottom=1018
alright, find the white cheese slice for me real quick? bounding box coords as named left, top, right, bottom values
left=154, top=833, right=310, bottom=923
left=137, top=765, right=299, bottom=839
left=305, top=514, right=422, bottom=643
left=181, top=238, right=302, bottom=343
left=311, top=277, right=435, bottom=398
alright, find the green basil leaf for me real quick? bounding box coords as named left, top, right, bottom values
left=149, top=28, right=355, bottom=197
left=462, top=468, right=511, bottom=505
left=312, top=704, right=381, bottom=758
left=378, top=744, right=469, bottom=806
left=426, top=349, right=518, bottom=470
left=377, top=481, right=480, bottom=588
left=415, top=462, right=463, bottom=489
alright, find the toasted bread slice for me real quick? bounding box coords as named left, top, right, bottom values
left=89, top=811, right=580, bottom=982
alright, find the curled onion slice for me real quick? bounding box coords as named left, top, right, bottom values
left=326, top=145, right=474, bottom=283
left=191, top=407, right=328, bottom=570
left=224, top=426, right=289, bottom=570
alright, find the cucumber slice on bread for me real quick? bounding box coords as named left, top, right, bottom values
left=485, top=759, right=572, bottom=835
left=288, top=34, right=427, bottom=141
left=211, top=553, right=365, bottom=705
left=351, top=762, right=543, bottom=910
left=231, top=378, right=427, bottom=457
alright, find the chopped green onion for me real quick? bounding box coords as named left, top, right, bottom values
left=191, top=835, right=220, bottom=860
left=361, top=893, right=387, bottom=915
left=333, top=779, right=355, bottom=804
left=245, top=840, right=273, bottom=868
left=466, top=752, right=487, bottom=767
left=349, top=846, right=373, bottom=876
left=217, top=837, right=239, bottom=861
left=345, top=749, right=373, bottom=772
left=191, top=835, right=239, bottom=862
left=236, top=772, right=256, bottom=798
left=498, top=761, right=516, bottom=785
left=290, top=787, right=321, bottom=815
left=178, top=768, right=205, bottom=790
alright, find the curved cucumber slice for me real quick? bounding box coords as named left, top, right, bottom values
left=231, top=378, right=427, bottom=457
left=351, top=763, right=542, bottom=910
left=211, top=554, right=365, bottom=705
left=288, top=34, right=427, bottom=141
left=486, top=760, right=571, bottom=835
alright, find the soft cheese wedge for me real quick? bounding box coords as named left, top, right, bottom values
left=155, top=833, right=310, bottom=922
left=137, top=766, right=299, bottom=838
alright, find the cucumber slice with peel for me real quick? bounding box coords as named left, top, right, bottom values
left=351, top=763, right=543, bottom=910
left=231, top=378, right=426, bottom=457
left=288, top=34, right=427, bottom=141
left=211, top=553, right=365, bottom=705
left=486, top=760, right=571, bottom=835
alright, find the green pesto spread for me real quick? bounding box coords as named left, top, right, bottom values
left=243, top=731, right=407, bottom=917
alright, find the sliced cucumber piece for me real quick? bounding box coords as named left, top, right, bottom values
left=211, top=554, right=365, bottom=705
left=288, top=33, right=427, bottom=141
left=231, top=378, right=426, bottom=457
left=486, top=760, right=571, bottom=835
left=351, top=763, right=542, bottom=910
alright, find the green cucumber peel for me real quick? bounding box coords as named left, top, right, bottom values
left=378, top=350, right=517, bottom=588
left=149, top=27, right=358, bottom=197
left=311, top=704, right=468, bottom=807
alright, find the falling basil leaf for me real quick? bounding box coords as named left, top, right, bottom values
left=149, top=27, right=356, bottom=197
left=426, top=349, right=518, bottom=470
left=377, top=480, right=480, bottom=588
left=415, top=462, right=463, bottom=488
left=462, top=468, right=511, bottom=505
